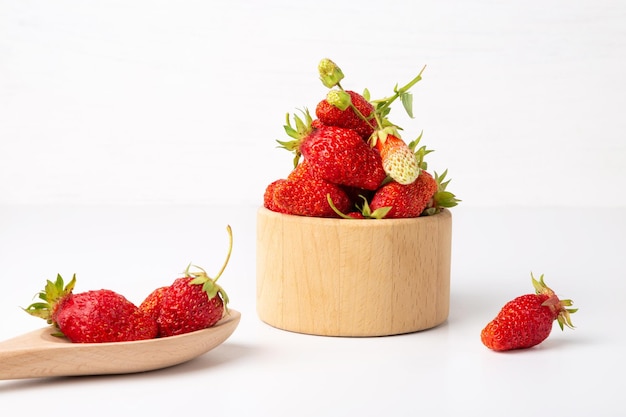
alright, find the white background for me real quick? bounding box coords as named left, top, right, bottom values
left=1, top=1, right=626, bottom=416
left=1, top=0, right=624, bottom=207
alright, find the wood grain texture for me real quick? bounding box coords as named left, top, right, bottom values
left=256, top=208, right=452, bottom=336
left=0, top=309, right=240, bottom=380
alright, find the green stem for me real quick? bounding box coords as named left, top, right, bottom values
left=336, top=82, right=380, bottom=131
left=371, top=64, right=427, bottom=113
left=213, top=225, right=233, bottom=282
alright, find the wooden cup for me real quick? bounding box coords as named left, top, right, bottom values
left=256, top=207, right=452, bottom=337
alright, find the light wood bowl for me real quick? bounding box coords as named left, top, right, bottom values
left=256, top=207, right=452, bottom=337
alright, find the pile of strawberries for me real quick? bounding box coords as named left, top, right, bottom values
left=23, top=226, right=233, bottom=343
left=263, top=59, right=459, bottom=219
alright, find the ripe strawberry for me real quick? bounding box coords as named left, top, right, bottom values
left=263, top=161, right=353, bottom=217
left=24, top=274, right=158, bottom=343
left=371, top=132, right=419, bottom=185
left=481, top=274, right=577, bottom=351
left=140, top=226, right=233, bottom=337
left=300, top=125, right=386, bottom=190
left=148, top=275, right=225, bottom=337
left=263, top=179, right=290, bottom=214
left=139, top=285, right=168, bottom=320
left=270, top=175, right=351, bottom=217
left=316, top=90, right=376, bottom=139
left=369, top=170, right=438, bottom=218
left=278, top=110, right=386, bottom=191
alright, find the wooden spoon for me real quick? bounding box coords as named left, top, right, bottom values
left=0, top=309, right=241, bottom=380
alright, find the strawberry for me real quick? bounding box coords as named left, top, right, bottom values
left=147, top=275, right=225, bottom=337
left=263, top=179, right=290, bottom=214
left=369, top=170, right=438, bottom=218
left=263, top=161, right=353, bottom=217
left=371, top=132, right=419, bottom=185
left=278, top=110, right=386, bottom=190
left=24, top=274, right=158, bottom=343
left=270, top=175, right=351, bottom=217
left=140, top=226, right=232, bottom=337
left=301, top=124, right=386, bottom=190
left=316, top=90, right=376, bottom=139
left=139, top=285, right=168, bottom=320
left=481, top=273, right=577, bottom=351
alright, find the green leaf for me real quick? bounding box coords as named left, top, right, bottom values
left=400, top=92, right=414, bottom=118
left=203, top=280, right=219, bottom=299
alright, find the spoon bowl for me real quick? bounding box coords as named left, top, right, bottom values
left=0, top=309, right=241, bottom=380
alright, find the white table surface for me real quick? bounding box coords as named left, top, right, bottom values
left=0, top=204, right=623, bottom=416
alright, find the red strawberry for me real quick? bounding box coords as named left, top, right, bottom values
left=140, top=226, right=233, bottom=337
left=278, top=110, right=386, bottom=191
left=150, top=276, right=225, bottom=337
left=481, top=274, right=577, bottom=351
left=371, top=132, right=419, bottom=185
left=271, top=175, right=351, bottom=217
left=286, top=159, right=317, bottom=181
left=264, top=161, right=353, bottom=217
left=301, top=124, right=386, bottom=190
left=139, top=285, right=168, bottom=320
left=370, top=170, right=438, bottom=218
left=24, top=274, right=157, bottom=343
left=263, top=179, right=290, bottom=214
left=316, top=90, right=376, bottom=139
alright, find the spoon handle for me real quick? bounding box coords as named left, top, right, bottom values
left=0, top=328, right=72, bottom=380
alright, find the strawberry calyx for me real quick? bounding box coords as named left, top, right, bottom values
left=23, top=273, right=76, bottom=327
left=276, top=108, right=314, bottom=167
left=327, top=194, right=391, bottom=219
left=318, top=58, right=345, bottom=89
left=531, top=273, right=577, bottom=330
left=408, top=131, right=433, bottom=170
left=184, top=225, right=233, bottom=313
left=423, top=169, right=461, bottom=216
left=325, top=90, right=352, bottom=111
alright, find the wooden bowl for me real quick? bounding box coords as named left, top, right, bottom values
left=256, top=207, right=452, bottom=337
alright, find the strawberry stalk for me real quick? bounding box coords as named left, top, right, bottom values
left=185, top=225, right=233, bottom=312
left=369, top=65, right=427, bottom=121
left=326, top=194, right=391, bottom=219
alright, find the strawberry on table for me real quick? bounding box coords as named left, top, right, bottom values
left=24, top=274, right=158, bottom=343
left=481, top=273, right=577, bottom=351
